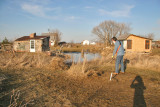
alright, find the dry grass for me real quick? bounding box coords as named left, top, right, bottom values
left=8, top=89, right=34, bottom=107
left=66, top=49, right=160, bottom=79
left=124, top=53, right=160, bottom=71
left=151, top=48, right=160, bottom=56
left=0, top=52, right=68, bottom=70
left=101, top=48, right=160, bottom=71
left=1, top=66, right=160, bottom=106
left=66, top=56, right=114, bottom=78
left=50, top=45, right=104, bottom=53
left=0, top=50, right=160, bottom=106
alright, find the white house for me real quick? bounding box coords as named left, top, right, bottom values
left=50, top=40, right=55, bottom=46
left=82, top=40, right=90, bottom=45
left=90, top=42, right=96, bottom=45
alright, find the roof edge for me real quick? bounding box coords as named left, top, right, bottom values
left=129, top=34, right=152, bottom=40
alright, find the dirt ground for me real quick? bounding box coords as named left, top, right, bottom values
left=0, top=67, right=160, bottom=107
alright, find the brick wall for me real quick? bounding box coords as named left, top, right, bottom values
left=13, top=41, right=30, bottom=52
left=13, top=37, right=50, bottom=52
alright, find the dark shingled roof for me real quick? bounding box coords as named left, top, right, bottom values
left=118, top=34, right=152, bottom=40
left=15, top=36, right=49, bottom=41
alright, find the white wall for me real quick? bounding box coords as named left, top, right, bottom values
left=82, top=40, right=90, bottom=45
left=123, top=40, right=127, bottom=49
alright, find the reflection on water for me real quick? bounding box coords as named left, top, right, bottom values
left=64, top=52, right=101, bottom=63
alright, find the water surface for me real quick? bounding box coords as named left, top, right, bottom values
left=64, top=52, right=101, bottom=63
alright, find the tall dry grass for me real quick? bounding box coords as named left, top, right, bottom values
left=66, top=50, right=160, bottom=78
left=102, top=52, right=160, bottom=71
left=66, top=55, right=114, bottom=78
left=0, top=52, right=68, bottom=70
left=151, top=48, right=160, bottom=56
left=124, top=53, right=160, bottom=71
left=101, top=47, right=160, bottom=71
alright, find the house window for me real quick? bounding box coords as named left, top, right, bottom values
left=127, top=40, right=132, bottom=49
left=31, top=40, right=35, bottom=49
left=145, top=40, right=150, bottom=49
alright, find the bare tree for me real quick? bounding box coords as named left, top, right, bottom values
left=147, top=33, right=154, bottom=40
left=48, top=29, right=62, bottom=45
left=92, top=20, right=131, bottom=46
left=70, top=40, right=74, bottom=44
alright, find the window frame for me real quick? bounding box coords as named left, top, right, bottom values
left=127, top=40, right=132, bottom=49
left=145, top=40, right=150, bottom=49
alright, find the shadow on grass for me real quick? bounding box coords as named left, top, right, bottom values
left=124, top=59, right=130, bottom=71
left=0, top=69, right=23, bottom=107
left=130, top=76, right=146, bottom=107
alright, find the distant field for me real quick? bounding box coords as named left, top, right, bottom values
left=50, top=45, right=104, bottom=53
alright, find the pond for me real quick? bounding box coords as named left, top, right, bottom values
left=64, top=52, right=101, bottom=63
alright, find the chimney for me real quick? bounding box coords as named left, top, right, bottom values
left=30, top=33, right=36, bottom=38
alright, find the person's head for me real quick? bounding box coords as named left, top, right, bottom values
left=112, top=37, right=117, bottom=41
left=112, top=37, right=117, bottom=44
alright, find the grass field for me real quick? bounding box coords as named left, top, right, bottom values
left=151, top=48, right=160, bottom=56
left=0, top=50, right=160, bottom=107
left=50, top=44, right=104, bottom=53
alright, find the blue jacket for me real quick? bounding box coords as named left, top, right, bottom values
left=113, top=41, right=124, bottom=56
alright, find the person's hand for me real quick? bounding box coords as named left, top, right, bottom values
left=112, top=56, right=114, bottom=58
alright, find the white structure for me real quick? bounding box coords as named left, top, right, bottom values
left=90, top=42, right=96, bottom=45
left=50, top=40, right=55, bottom=46
left=123, top=40, right=127, bottom=49
left=82, top=40, right=90, bottom=45
left=42, top=33, right=57, bottom=46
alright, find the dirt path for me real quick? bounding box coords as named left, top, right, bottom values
left=57, top=71, right=160, bottom=107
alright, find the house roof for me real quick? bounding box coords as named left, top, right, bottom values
left=117, top=34, right=129, bottom=40
left=15, top=36, right=49, bottom=41
left=117, top=34, right=152, bottom=40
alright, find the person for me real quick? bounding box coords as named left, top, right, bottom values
left=112, top=37, right=125, bottom=74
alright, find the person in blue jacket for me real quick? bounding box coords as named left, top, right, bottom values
left=112, top=37, right=125, bottom=74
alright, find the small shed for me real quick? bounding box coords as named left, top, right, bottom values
left=13, top=33, right=50, bottom=52
left=118, top=34, right=152, bottom=53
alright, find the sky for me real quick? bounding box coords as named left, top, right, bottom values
left=0, top=0, right=160, bottom=42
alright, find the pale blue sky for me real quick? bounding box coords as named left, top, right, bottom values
left=0, top=0, right=160, bottom=42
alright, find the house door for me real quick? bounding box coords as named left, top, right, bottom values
left=30, top=40, right=35, bottom=52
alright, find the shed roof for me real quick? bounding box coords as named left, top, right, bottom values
left=15, top=36, right=49, bottom=41
left=117, top=34, right=129, bottom=40
left=117, top=34, right=152, bottom=40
